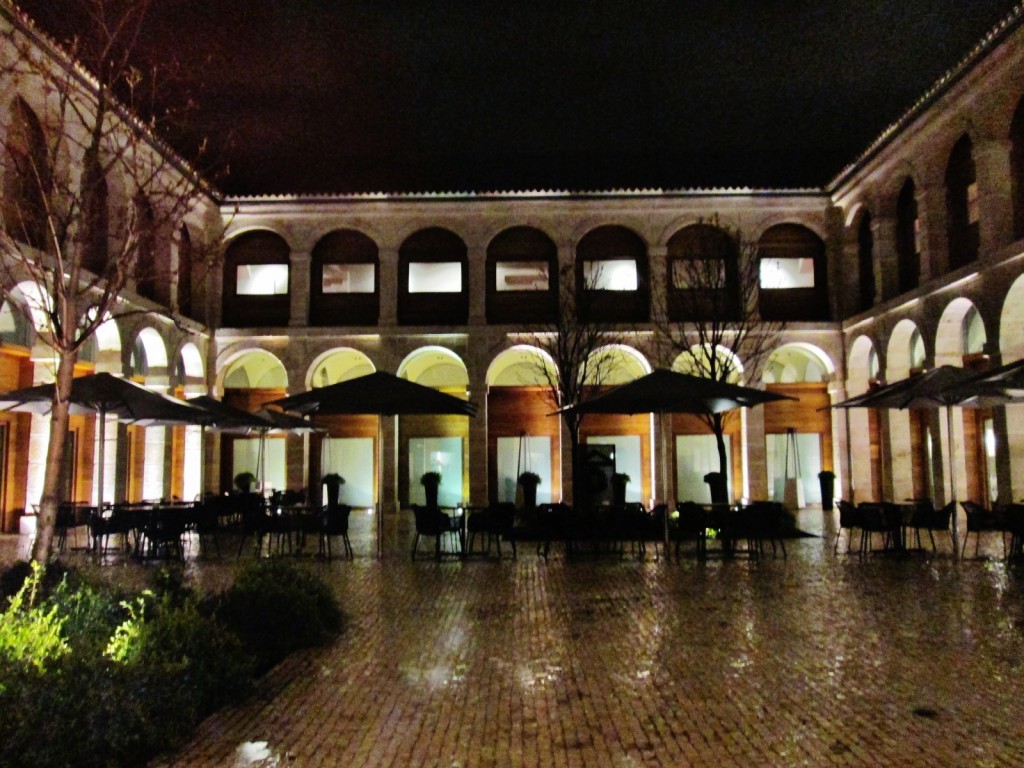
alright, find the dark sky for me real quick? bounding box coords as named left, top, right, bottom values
left=17, top=0, right=1022, bottom=195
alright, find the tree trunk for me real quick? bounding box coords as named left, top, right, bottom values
left=30, top=352, right=77, bottom=565
left=713, top=413, right=728, bottom=476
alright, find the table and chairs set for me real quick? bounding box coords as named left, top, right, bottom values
left=53, top=490, right=355, bottom=562
left=829, top=498, right=1024, bottom=559
left=408, top=499, right=791, bottom=562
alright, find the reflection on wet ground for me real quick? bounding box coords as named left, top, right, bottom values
left=5, top=508, right=1024, bottom=766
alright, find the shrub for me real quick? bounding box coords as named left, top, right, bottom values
left=216, top=559, right=342, bottom=671
left=0, top=561, right=70, bottom=673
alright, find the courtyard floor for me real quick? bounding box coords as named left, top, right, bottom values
left=3, top=509, right=1024, bottom=767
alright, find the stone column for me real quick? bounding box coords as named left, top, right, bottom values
left=379, top=247, right=399, bottom=327
left=648, top=245, right=668, bottom=328
left=467, top=244, right=487, bottom=325
left=872, top=216, right=899, bottom=302
left=744, top=408, right=768, bottom=500
left=289, top=251, right=311, bottom=327
left=975, top=139, right=1014, bottom=256
left=918, top=182, right=948, bottom=281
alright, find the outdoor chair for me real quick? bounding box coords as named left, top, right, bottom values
left=674, top=501, right=709, bottom=558
left=319, top=504, right=353, bottom=560
left=186, top=503, right=221, bottom=558
left=640, top=503, right=668, bottom=560
left=535, top=502, right=573, bottom=559
left=834, top=499, right=862, bottom=553
left=88, top=506, right=135, bottom=554
left=411, top=505, right=460, bottom=560
left=960, top=500, right=1009, bottom=558
left=1004, top=503, right=1024, bottom=558
left=909, top=500, right=954, bottom=553
left=857, top=502, right=894, bottom=556
left=55, top=502, right=92, bottom=551
left=140, top=507, right=189, bottom=560
left=734, top=501, right=787, bottom=558
left=466, top=502, right=517, bottom=558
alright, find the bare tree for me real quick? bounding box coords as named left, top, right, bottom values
left=652, top=217, right=784, bottom=493
left=0, top=1, right=221, bottom=564
left=522, top=262, right=628, bottom=507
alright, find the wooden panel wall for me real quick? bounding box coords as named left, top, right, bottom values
left=0, top=350, right=32, bottom=531
left=487, top=386, right=562, bottom=505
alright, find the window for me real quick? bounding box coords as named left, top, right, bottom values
left=495, top=261, right=549, bottom=291
left=323, top=263, right=375, bottom=293
left=759, top=257, right=815, bottom=289
left=945, top=134, right=979, bottom=269
left=967, top=181, right=980, bottom=225
left=236, top=263, right=289, bottom=295
left=896, top=178, right=921, bottom=293
left=583, top=259, right=638, bottom=290
left=408, top=261, right=462, bottom=293
left=672, top=259, right=726, bottom=289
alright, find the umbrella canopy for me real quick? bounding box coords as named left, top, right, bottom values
left=255, top=407, right=321, bottom=432
left=270, top=370, right=478, bottom=417
left=941, top=357, right=1024, bottom=407
left=831, top=365, right=980, bottom=411
left=0, top=372, right=214, bottom=427
left=831, top=365, right=981, bottom=544
left=560, top=368, right=793, bottom=416
left=0, top=373, right=214, bottom=507
left=188, top=394, right=277, bottom=433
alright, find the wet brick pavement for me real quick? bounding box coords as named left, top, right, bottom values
left=5, top=510, right=1024, bottom=767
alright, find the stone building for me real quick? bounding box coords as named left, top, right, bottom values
left=2, top=2, right=1024, bottom=531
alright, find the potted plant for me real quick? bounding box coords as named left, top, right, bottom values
left=322, top=473, right=345, bottom=509
left=611, top=472, right=630, bottom=506
left=818, top=470, right=836, bottom=511
left=420, top=471, right=442, bottom=507
left=234, top=471, right=257, bottom=494
left=517, top=471, right=541, bottom=510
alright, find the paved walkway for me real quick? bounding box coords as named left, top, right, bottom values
left=5, top=510, right=1024, bottom=767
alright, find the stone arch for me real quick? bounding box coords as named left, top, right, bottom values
left=486, top=345, right=557, bottom=387
left=575, top=225, right=649, bottom=323
left=935, top=297, right=986, bottom=365
left=848, top=335, right=880, bottom=391
left=887, top=319, right=925, bottom=380
left=586, top=344, right=651, bottom=385
left=999, top=274, right=1024, bottom=361
left=671, top=345, right=745, bottom=383
left=219, top=348, right=289, bottom=391
left=397, top=346, right=469, bottom=387
left=222, top=229, right=292, bottom=327
left=945, top=133, right=980, bottom=269
left=2, top=97, right=51, bottom=249
left=307, top=347, right=376, bottom=389
left=762, top=343, right=835, bottom=384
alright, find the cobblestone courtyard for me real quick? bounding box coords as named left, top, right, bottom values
left=5, top=510, right=1024, bottom=767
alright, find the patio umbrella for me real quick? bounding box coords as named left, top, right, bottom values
left=0, top=373, right=214, bottom=506
left=268, top=371, right=478, bottom=555
left=941, top=357, right=1024, bottom=407
left=831, top=365, right=981, bottom=544
left=188, top=396, right=321, bottom=494
left=561, top=368, right=794, bottom=546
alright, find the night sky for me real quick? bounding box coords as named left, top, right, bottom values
left=16, top=0, right=1022, bottom=195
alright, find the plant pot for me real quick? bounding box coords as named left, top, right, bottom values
left=519, top=481, right=538, bottom=510
left=818, top=471, right=835, bottom=511
left=424, top=484, right=439, bottom=507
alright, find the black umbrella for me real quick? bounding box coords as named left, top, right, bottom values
left=942, top=357, right=1024, bottom=407
left=831, top=365, right=981, bottom=544
left=0, top=373, right=214, bottom=506
left=269, top=371, right=477, bottom=556
left=561, top=368, right=794, bottom=540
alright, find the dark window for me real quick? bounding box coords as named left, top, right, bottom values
left=576, top=225, right=648, bottom=323
left=134, top=198, right=169, bottom=305
left=856, top=211, right=875, bottom=313
left=1011, top=95, right=1024, bottom=241
left=486, top=226, right=557, bottom=324
left=666, top=224, right=738, bottom=321
left=222, top=230, right=291, bottom=327
left=176, top=226, right=194, bottom=319
left=3, top=98, right=50, bottom=249
left=896, top=178, right=920, bottom=293
left=311, top=229, right=379, bottom=326
left=757, top=224, right=828, bottom=321
left=945, top=134, right=979, bottom=269
left=398, top=228, right=467, bottom=325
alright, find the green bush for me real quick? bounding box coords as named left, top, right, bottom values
left=216, top=558, right=342, bottom=671
left=0, top=558, right=341, bottom=768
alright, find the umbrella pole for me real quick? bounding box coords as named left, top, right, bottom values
left=661, top=412, right=670, bottom=560
left=946, top=405, right=959, bottom=550
left=375, top=417, right=384, bottom=559
left=96, top=407, right=106, bottom=509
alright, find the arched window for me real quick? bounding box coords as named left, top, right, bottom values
left=398, top=227, right=468, bottom=325
left=945, top=134, right=979, bottom=269
left=310, top=229, right=379, bottom=326
left=486, top=226, right=557, bottom=324
left=757, top=224, right=828, bottom=321
left=666, top=223, right=738, bottom=321
left=576, top=225, right=649, bottom=323
left=222, top=230, right=291, bottom=327
left=3, top=98, right=50, bottom=249
left=134, top=197, right=167, bottom=304
left=1011, top=95, right=1024, bottom=241
left=856, top=211, right=875, bottom=313
left=896, top=178, right=920, bottom=293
